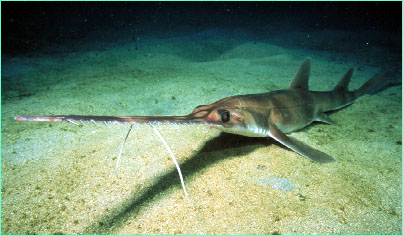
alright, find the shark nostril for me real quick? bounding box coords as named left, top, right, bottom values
left=219, top=110, right=231, bottom=123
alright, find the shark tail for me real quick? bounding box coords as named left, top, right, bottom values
left=355, top=66, right=402, bottom=97
left=334, top=65, right=401, bottom=98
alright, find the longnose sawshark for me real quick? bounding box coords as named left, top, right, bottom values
left=15, top=58, right=382, bottom=163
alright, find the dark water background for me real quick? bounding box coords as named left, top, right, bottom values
left=3, top=2, right=401, bottom=55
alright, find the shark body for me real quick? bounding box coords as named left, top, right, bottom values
left=185, top=58, right=361, bottom=163
left=15, top=58, right=378, bottom=163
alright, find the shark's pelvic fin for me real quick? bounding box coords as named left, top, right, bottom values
left=288, top=58, right=311, bottom=90
left=268, top=123, right=336, bottom=163
left=316, top=113, right=336, bottom=125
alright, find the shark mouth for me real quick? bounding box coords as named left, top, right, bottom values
left=221, top=124, right=270, bottom=138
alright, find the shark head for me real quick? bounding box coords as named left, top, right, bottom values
left=188, top=98, right=270, bottom=137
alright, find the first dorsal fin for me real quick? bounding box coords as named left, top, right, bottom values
left=289, top=58, right=311, bottom=90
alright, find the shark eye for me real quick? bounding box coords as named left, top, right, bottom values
left=219, top=110, right=231, bottom=123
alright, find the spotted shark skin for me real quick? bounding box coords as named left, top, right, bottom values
left=15, top=58, right=380, bottom=163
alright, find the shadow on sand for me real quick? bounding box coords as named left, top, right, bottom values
left=81, top=132, right=276, bottom=234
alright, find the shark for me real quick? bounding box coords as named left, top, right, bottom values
left=15, top=58, right=386, bottom=164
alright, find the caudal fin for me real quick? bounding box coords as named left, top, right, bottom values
left=356, top=65, right=402, bottom=96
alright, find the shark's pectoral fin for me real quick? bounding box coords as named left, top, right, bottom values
left=316, top=113, right=336, bottom=125
left=268, top=124, right=336, bottom=163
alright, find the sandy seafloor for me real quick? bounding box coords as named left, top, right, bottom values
left=2, top=28, right=402, bottom=234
